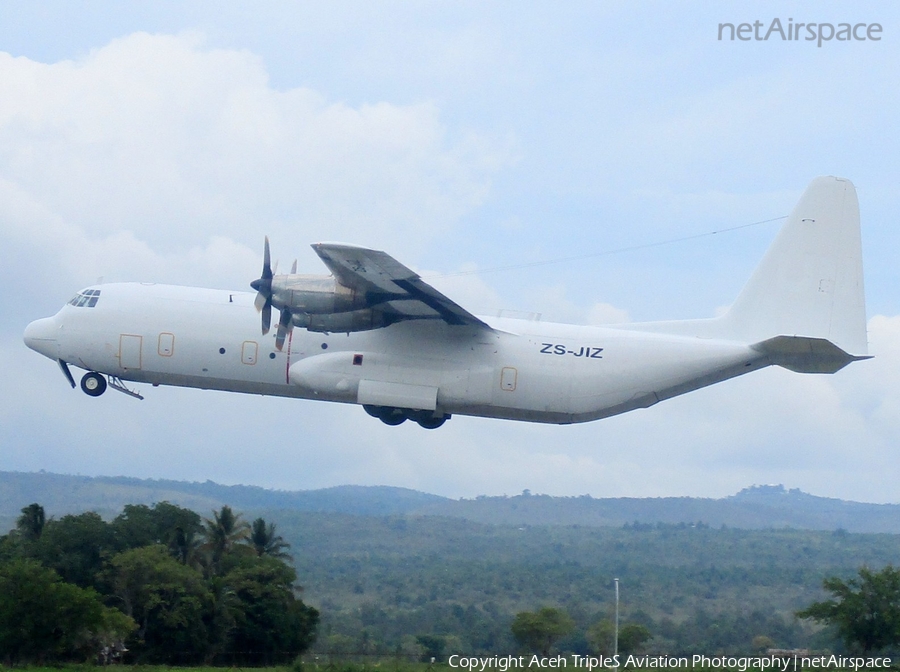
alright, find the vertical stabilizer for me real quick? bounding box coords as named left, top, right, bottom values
left=720, top=176, right=867, bottom=355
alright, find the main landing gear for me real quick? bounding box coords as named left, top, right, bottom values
left=363, top=405, right=450, bottom=429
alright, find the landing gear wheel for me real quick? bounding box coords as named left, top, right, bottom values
left=363, top=404, right=407, bottom=425
left=80, top=372, right=107, bottom=397
left=416, top=415, right=448, bottom=429
left=405, top=409, right=449, bottom=429
left=379, top=409, right=407, bottom=426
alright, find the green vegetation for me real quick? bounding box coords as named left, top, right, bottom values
left=4, top=487, right=900, bottom=662
left=511, top=607, right=575, bottom=655
left=0, top=503, right=318, bottom=665
left=273, top=513, right=900, bottom=656
left=0, top=559, right=134, bottom=663
left=586, top=619, right=652, bottom=655
left=797, top=565, right=900, bottom=653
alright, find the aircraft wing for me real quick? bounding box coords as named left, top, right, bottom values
left=311, top=243, right=491, bottom=329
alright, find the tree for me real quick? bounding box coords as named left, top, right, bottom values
left=204, top=574, right=240, bottom=662
left=224, top=555, right=319, bottom=664
left=107, top=545, right=212, bottom=663
left=113, top=502, right=203, bottom=556
left=248, top=517, right=292, bottom=559
left=35, top=512, right=116, bottom=588
left=587, top=619, right=652, bottom=656
left=171, top=524, right=203, bottom=566
left=416, top=634, right=447, bottom=662
left=586, top=619, right=615, bottom=655
left=797, top=565, right=900, bottom=653
left=511, top=607, right=574, bottom=656
left=620, top=623, right=652, bottom=654
left=202, top=505, right=250, bottom=574
left=752, top=635, right=775, bottom=652
left=0, top=559, right=134, bottom=665
left=16, top=503, right=45, bottom=542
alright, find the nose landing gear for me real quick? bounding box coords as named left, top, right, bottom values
left=80, top=371, right=107, bottom=397
left=78, top=371, right=144, bottom=399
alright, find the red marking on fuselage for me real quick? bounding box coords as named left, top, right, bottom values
left=284, top=330, right=294, bottom=384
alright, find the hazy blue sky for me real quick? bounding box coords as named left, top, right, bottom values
left=3, top=1, right=898, bottom=502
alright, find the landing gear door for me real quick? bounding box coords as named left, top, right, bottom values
left=119, top=334, right=143, bottom=371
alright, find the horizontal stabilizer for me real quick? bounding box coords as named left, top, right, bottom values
left=751, top=335, right=871, bottom=374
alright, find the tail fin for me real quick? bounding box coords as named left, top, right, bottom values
left=720, top=176, right=868, bottom=355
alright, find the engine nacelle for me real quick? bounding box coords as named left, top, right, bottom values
left=291, top=308, right=398, bottom=333
left=271, top=275, right=367, bottom=314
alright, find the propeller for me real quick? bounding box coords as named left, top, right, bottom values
left=272, top=262, right=300, bottom=350
left=251, top=238, right=300, bottom=350
left=275, top=306, right=293, bottom=351
left=251, top=237, right=274, bottom=334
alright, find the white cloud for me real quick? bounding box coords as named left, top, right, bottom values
left=0, top=32, right=512, bottom=294
left=423, top=266, right=505, bottom=317
left=493, top=283, right=630, bottom=325
left=587, top=302, right=630, bottom=325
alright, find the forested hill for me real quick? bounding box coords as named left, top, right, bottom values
left=0, top=471, right=442, bottom=522
left=417, top=485, right=900, bottom=532
left=1, top=471, right=898, bottom=533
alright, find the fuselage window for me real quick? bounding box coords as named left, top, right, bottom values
left=67, top=289, right=101, bottom=308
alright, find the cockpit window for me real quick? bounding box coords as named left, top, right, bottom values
left=68, top=289, right=101, bottom=308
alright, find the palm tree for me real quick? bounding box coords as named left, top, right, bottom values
left=204, top=575, right=239, bottom=662
left=201, top=505, right=250, bottom=573
left=171, top=525, right=202, bottom=566
left=248, top=518, right=292, bottom=559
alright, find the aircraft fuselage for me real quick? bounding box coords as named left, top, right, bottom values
left=25, top=282, right=769, bottom=425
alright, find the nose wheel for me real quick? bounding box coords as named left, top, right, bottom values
left=80, top=372, right=107, bottom=397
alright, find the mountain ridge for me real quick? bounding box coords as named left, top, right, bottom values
left=1, top=471, right=897, bottom=533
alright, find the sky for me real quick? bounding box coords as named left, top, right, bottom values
left=2, top=1, right=899, bottom=503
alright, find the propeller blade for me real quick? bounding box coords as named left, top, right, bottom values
left=254, top=290, right=267, bottom=312
left=261, top=301, right=272, bottom=335
left=251, top=236, right=276, bottom=336
left=262, top=236, right=272, bottom=280
left=275, top=308, right=292, bottom=351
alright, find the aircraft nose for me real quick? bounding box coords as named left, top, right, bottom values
left=24, top=317, right=58, bottom=359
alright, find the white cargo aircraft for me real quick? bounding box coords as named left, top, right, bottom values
left=24, top=176, right=869, bottom=429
